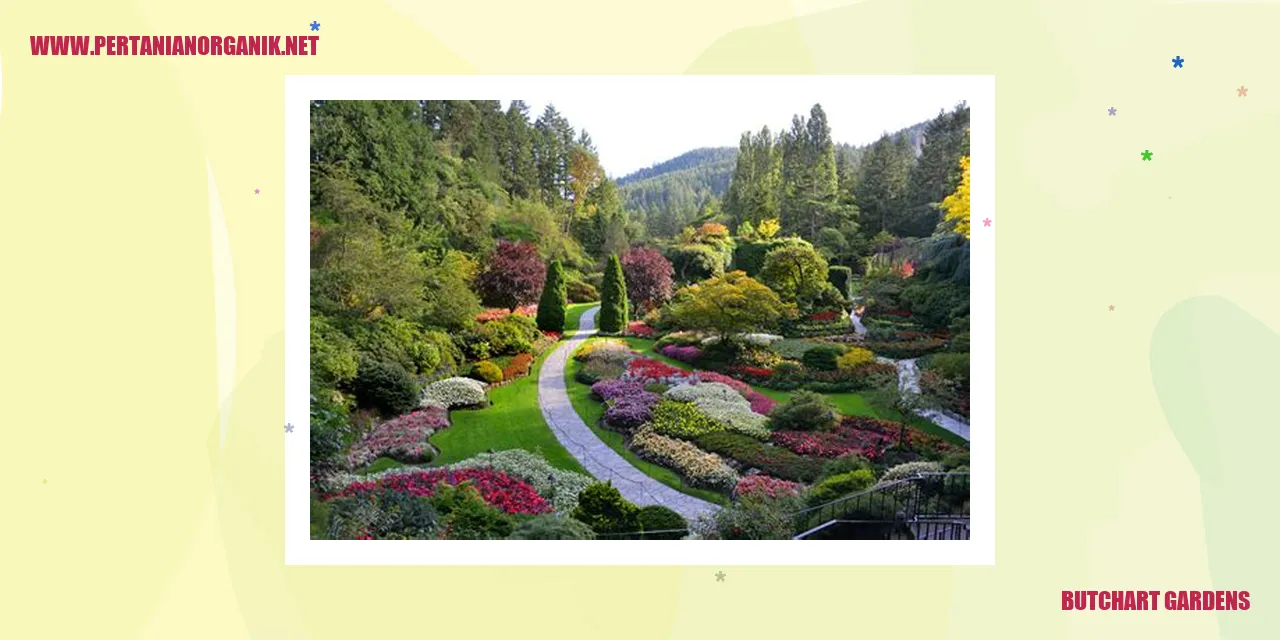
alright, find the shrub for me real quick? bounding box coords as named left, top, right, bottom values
left=501, top=352, right=535, bottom=380
left=638, top=505, right=688, bottom=539
left=735, top=475, right=802, bottom=500
left=879, top=461, right=944, bottom=485
left=420, top=377, right=488, bottom=409
left=571, top=482, right=642, bottom=534
left=347, top=407, right=449, bottom=469
left=575, top=359, right=625, bottom=385
left=828, top=265, right=853, bottom=300
left=654, top=331, right=702, bottom=349
left=471, top=360, right=504, bottom=384
left=707, top=492, right=803, bottom=540
left=922, top=352, right=969, bottom=381
left=819, top=454, right=874, bottom=480
left=482, top=313, right=540, bottom=356
left=566, top=279, right=599, bottom=303
left=353, top=358, right=419, bottom=416
left=450, top=449, right=594, bottom=514
left=326, top=488, right=440, bottom=540
left=631, top=426, right=739, bottom=491
left=508, top=514, right=597, bottom=540
left=598, top=254, right=630, bottom=334
left=536, top=260, right=568, bottom=333
left=768, top=390, right=838, bottom=432
left=431, top=483, right=516, bottom=540
left=801, top=344, right=846, bottom=371
left=806, top=469, right=876, bottom=505
left=650, top=400, right=725, bottom=439
left=836, top=347, right=876, bottom=370
left=693, top=431, right=825, bottom=482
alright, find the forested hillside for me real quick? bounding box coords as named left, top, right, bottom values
left=617, top=148, right=737, bottom=238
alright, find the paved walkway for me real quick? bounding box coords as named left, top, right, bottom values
left=537, top=306, right=720, bottom=521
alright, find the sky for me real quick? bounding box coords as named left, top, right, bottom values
left=508, top=77, right=974, bottom=177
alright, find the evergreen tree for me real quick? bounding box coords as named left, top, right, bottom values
left=855, top=132, right=913, bottom=236
left=536, top=260, right=568, bottom=332
left=502, top=101, right=538, bottom=198
left=598, top=254, right=629, bottom=334
left=900, top=103, right=971, bottom=237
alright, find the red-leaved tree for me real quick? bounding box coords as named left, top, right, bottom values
left=621, top=246, right=675, bottom=314
left=478, top=240, right=546, bottom=310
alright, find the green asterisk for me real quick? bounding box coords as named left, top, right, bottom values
left=1141, top=150, right=1153, bottom=161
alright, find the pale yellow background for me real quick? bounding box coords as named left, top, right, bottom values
left=3, top=1, right=1277, bottom=638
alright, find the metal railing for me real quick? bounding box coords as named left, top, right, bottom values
left=791, top=472, right=970, bottom=540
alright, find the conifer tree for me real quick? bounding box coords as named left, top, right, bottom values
left=536, top=260, right=568, bottom=332
left=598, top=254, right=629, bottom=334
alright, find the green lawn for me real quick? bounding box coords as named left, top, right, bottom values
left=564, top=302, right=598, bottom=336
left=564, top=342, right=728, bottom=505
left=427, top=344, right=589, bottom=475
left=620, top=337, right=967, bottom=446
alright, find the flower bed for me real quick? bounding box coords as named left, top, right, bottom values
left=665, top=382, right=741, bottom=404
left=658, top=344, right=703, bottom=364
left=339, top=468, right=551, bottom=515
left=605, top=396, right=658, bottom=431
left=346, top=407, right=450, bottom=469
left=690, top=398, right=770, bottom=439
left=771, top=418, right=899, bottom=459
left=574, top=339, right=634, bottom=365
left=649, top=400, right=724, bottom=439
left=693, top=431, right=825, bottom=483
left=806, top=310, right=844, bottom=323
left=735, top=475, right=802, bottom=500
left=626, top=321, right=656, bottom=338
left=449, top=450, right=593, bottom=514
left=420, top=377, right=488, bottom=409
left=621, top=357, right=691, bottom=387
left=630, top=426, right=739, bottom=492
left=863, top=338, right=946, bottom=359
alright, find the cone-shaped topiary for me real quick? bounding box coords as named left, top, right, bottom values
left=536, top=260, right=567, bottom=332
left=598, top=254, right=629, bottom=334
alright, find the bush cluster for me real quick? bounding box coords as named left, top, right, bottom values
left=693, top=431, right=825, bottom=483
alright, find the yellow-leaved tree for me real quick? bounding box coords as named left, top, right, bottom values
left=756, top=218, right=781, bottom=240
left=942, top=156, right=971, bottom=239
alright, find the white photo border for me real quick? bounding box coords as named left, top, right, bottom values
left=285, top=75, right=994, bottom=565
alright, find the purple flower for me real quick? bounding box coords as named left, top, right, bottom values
left=605, top=396, right=657, bottom=431
left=591, top=379, right=646, bottom=402
left=658, top=344, right=703, bottom=364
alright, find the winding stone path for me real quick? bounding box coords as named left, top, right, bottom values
left=537, top=306, right=720, bottom=521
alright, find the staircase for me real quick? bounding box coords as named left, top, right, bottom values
left=792, top=472, right=970, bottom=540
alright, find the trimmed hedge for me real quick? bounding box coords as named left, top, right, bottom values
left=638, top=505, right=688, bottom=539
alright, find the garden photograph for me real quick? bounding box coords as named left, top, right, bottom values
left=308, top=92, right=974, bottom=541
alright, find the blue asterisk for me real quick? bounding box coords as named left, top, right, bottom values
left=310, top=21, right=320, bottom=31
left=1172, top=56, right=1184, bottom=68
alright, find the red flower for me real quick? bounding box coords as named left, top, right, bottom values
left=339, top=468, right=551, bottom=515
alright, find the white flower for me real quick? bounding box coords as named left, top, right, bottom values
left=420, top=377, right=487, bottom=409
